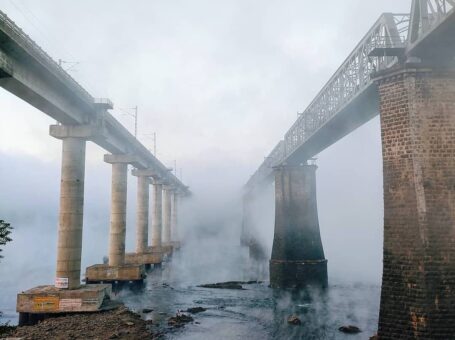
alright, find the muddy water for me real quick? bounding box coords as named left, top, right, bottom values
left=121, top=246, right=380, bottom=340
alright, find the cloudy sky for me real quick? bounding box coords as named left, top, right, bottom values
left=0, top=0, right=409, bottom=171
left=0, top=0, right=414, bottom=305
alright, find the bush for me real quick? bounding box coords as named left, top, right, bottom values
left=0, top=220, right=12, bottom=260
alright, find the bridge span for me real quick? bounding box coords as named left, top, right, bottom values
left=244, top=1, right=455, bottom=338
left=0, top=9, right=189, bottom=323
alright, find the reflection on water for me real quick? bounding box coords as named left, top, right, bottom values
left=121, top=245, right=380, bottom=340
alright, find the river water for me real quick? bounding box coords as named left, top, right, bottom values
left=121, top=245, right=380, bottom=340
left=1, top=242, right=380, bottom=339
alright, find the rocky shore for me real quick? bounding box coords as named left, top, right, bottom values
left=1, top=306, right=159, bottom=340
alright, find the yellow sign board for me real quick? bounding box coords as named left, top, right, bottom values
left=32, top=296, right=59, bottom=312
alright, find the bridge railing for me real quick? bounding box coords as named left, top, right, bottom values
left=245, top=13, right=410, bottom=192
left=409, top=0, right=454, bottom=43
left=0, top=10, right=94, bottom=106
left=283, top=13, right=409, bottom=159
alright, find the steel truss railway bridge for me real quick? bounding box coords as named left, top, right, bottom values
left=243, top=1, right=455, bottom=338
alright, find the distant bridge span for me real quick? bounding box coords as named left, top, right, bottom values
left=244, top=1, right=455, bottom=338
left=246, top=0, right=455, bottom=191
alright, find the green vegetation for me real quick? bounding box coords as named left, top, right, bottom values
left=0, top=220, right=12, bottom=260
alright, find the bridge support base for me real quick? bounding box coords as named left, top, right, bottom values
left=85, top=264, right=145, bottom=284
left=376, top=67, right=455, bottom=339
left=124, top=250, right=163, bottom=266
left=160, top=243, right=175, bottom=256
left=270, top=164, right=327, bottom=289
left=16, top=284, right=111, bottom=326
left=270, top=259, right=328, bottom=288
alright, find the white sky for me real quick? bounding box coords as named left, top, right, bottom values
left=0, top=0, right=410, bottom=179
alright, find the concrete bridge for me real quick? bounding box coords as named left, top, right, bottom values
left=244, top=0, right=455, bottom=338
left=0, top=10, right=190, bottom=324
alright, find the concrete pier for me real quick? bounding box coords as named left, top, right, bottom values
left=376, top=67, right=455, bottom=339
left=240, top=193, right=252, bottom=247
left=162, top=186, right=172, bottom=244
left=151, top=180, right=163, bottom=249
left=269, top=164, right=327, bottom=289
left=123, top=173, right=163, bottom=267
left=55, top=137, right=86, bottom=289
left=170, top=191, right=181, bottom=249
left=108, top=162, right=128, bottom=267
left=86, top=155, right=144, bottom=284
left=135, top=175, right=150, bottom=253
left=16, top=127, right=112, bottom=325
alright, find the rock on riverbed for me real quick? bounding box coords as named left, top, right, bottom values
left=2, top=306, right=158, bottom=339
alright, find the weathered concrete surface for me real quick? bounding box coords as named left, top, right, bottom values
left=151, top=182, right=163, bottom=248
left=124, top=250, right=162, bottom=265
left=270, top=164, right=327, bottom=288
left=171, top=191, right=179, bottom=243
left=135, top=175, right=150, bottom=253
left=16, top=284, right=111, bottom=315
left=107, top=162, right=128, bottom=267
left=377, top=67, right=455, bottom=339
left=162, top=186, right=173, bottom=244
left=53, top=136, right=86, bottom=290
left=85, top=264, right=145, bottom=282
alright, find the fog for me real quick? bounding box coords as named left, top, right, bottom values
left=0, top=0, right=412, bottom=336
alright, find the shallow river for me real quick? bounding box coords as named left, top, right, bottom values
left=1, top=244, right=380, bottom=339
left=122, top=245, right=380, bottom=340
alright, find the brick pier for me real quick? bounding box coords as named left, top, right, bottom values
left=269, top=164, right=327, bottom=288
left=377, top=66, right=455, bottom=339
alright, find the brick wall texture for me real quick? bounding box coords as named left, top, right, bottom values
left=377, top=67, right=455, bottom=339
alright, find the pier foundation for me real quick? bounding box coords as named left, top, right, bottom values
left=269, top=164, right=327, bottom=288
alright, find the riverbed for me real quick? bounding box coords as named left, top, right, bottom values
left=1, top=244, right=380, bottom=339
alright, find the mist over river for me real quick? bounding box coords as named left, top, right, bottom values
left=0, top=233, right=380, bottom=339
left=122, top=241, right=381, bottom=339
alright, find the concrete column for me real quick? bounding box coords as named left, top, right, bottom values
left=55, top=137, right=86, bottom=290
left=162, top=186, right=173, bottom=244
left=108, top=163, right=128, bottom=267
left=135, top=175, right=149, bottom=253
left=376, top=67, right=455, bottom=338
left=151, top=181, right=163, bottom=248
left=240, top=194, right=252, bottom=247
left=171, top=192, right=178, bottom=242
left=270, top=164, right=327, bottom=289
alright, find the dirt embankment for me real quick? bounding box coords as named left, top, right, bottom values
left=1, top=307, right=160, bottom=340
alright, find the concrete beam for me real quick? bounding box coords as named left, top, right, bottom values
left=0, top=49, right=92, bottom=125
left=50, top=124, right=107, bottom=140
left=0, top=12, right=191, bottom=195
left=131, top=168, right=161, bottom=178
left=104, top=154, right=147, bottom=169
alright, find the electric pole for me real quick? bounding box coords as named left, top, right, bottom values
left=120, top=106, right=138, bottom=138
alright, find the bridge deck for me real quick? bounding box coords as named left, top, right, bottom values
left=247, top=1, right=455, bottom=191
left=0, top=10, right=188, bottom=194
